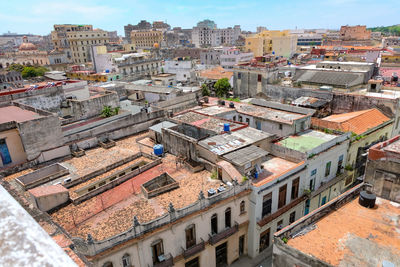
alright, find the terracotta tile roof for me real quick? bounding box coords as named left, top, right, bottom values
left=313, top=109, right=391, bottom=135
left=28, top=184, right=68, bottom=197
left=199, top=66, right=233, bottom=80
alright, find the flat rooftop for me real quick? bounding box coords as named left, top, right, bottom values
left=277, top=130, right=337, bottom=153
left=222, top=145, right=268, bottom=166
left=173, top=111, right=245, bottom=133
left=254, top=156, right=304, bottom=187
left=382, top=138, right=400, bottom=155
left=287, top=197, right=400, bottom=266
left=0, top=106, right=42, bottom=124
left=51, top=155, right=220, bottom=241
left=198, top=127, right=273, bottom=155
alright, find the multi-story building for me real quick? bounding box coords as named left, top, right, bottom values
left=220, top=47, right=253, bottom=69
left=131, top=30, right=163, bottom=49
left=163, top=59, right=194, bottom=82
left=124, top=20, right=152, bottom=39
left=340, top=25, right=371, bottom=40
left=67, top=29, right=109, bottom=64
left=114, top=52, right=162, bottom=78
left=245, top=30, right=297, bottom=58
left=152, top=21, right=171, bottom=32
left=192, top=20, right=241, bottom=48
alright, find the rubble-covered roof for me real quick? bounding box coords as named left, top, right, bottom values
left=287, top=197, right=400, bottom=266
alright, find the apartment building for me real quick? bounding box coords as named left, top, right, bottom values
left=192, top=20, right=241, bottom=48
left=245, top=30, right=297, bottom=58
left=220, top=47, right=253, bottom=69
left=114, top=52, right=162, bottom=78
left=131, top=30, right=163, bottom=49
left=67, top=29, right=109, bottom=64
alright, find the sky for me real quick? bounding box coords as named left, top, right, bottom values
left=0, top=0, right=399, bottom=36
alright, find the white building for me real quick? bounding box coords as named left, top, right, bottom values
left=220, top=47, right=253, bottom=69
left=163, top=59, right=194, bottom=82
left=192, top=25, right=241, bottom=48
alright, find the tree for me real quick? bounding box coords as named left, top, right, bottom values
left=214, top=78, right=231, bottom=98
left=7, top=63, right=24, bottom=73
left=201, top=84, right=210, bottom=96
left=21, top=67, right=37, bottom=79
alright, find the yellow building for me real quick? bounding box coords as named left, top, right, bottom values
left=130, top=30, right=163, bottom=49
left=245, top=30, right=297, bottom=58
left=51, top=24, right=93, bottom=51
left=66, top=29, right=109, bottom=64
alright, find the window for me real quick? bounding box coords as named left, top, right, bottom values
left=185, top=224, right=196, bottom=249
left=238, top=115, right=243, bottom=122
left=122, top=254, right=131, bottom=267
left=239, top=235, right=245, bottom=256
left=151, top=240, right=164, bottom=264
left=238, top=73, right=241, bottom=79
left=321, top=196, right=327, bottom=206
left=291, top=177, right=299, bottom=200
left=325, top=161, right=331, bottom=177
left=289, top=211, right=296, bottom=224
left=185, top=257, right=199, bottom=267
left=0, top=139, right=12, bottom=165
left=225, top=208, right=231, bottom=228
left=240, top=200, right=245, bottom=214
left=258, top=74, right=262, bottom=82
left=337, top=155, right=344, bottom=174
left=309, top=177, right=316, bottom=191
left=246, top=118, right=250, bottom=125
left=278, top=184, right=287, bottom=209
left=211, top=214, right=218, bottom=234
left=102, top=262, right=113, bottom=267
left=259, top=228, right=270, bottom=252
left=304, top=199, right=310, bottom=215
left=279, top=124, right=283, bottom=130
left=233, top=116, right=236, bottom=121
left=256, top=121, right=261, bottom=130
left=262, top=193, right=272, bottom=217
left=277, top=219, right=283, bottom=231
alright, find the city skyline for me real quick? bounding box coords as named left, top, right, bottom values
left=1, top=0, right=399, bottom=35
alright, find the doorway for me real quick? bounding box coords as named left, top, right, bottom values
left=215, top=242, right=227, bottom=267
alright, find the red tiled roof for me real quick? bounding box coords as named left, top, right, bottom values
left=313, top=109, right=391, bottom=135
left=28, top=185, right=68, bottom=197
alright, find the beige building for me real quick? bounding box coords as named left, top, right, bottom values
left=67, top=29, right=109, bottom=64
left=131, top=30, right=163, bottom=49
left=245, top=30, right=297, bottom=58
left=340, top=25, right=371, bottom=40
left=51, top=24, right=93, bottom=51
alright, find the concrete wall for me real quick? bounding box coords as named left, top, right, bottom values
left=13, top=86, right=65, bottom=113
left=30, top=191, right=69, bottom=212
left=0, top=128, right=26, bottom=168
left=162, top=127, right=199, bottom=161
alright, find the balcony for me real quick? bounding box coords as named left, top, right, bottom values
left=182, top=239, right=205, bottom=259
left=153, top=253, right=173, bottom=267
left=209, top=223, right=238, bottom=245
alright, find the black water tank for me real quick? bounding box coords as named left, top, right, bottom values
left=220, top=100, right=225, bottom=106
left=229, top=102, right=235, bottom=108
left=359, top=190, right=376, bottom=208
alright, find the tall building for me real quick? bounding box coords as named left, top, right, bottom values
left=67, top=29, right=109, bottom=64
left=192, top=21, right=241, bottom=48
left=245, top=30, right=297, bottom=58
left=124, top=20, right=152, bottom=39
left=340, top=25, right=371, bottom=40
left=130, top=30, right=163, bottom=49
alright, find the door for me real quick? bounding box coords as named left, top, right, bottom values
left=321, top=196, right=327, bottom=206
left=215, top=242, right=227, bottom=267
left=0, top=139, right=12, bottom=165
left=239, top=235, right=244, bottom=256
left=304, top=199, right=310, bottom=215
left=382, top=179, right=393, bottom=199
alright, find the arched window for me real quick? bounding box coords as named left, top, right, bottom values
left=240, top=200, right=245, bottom=214
left=122, top=254, right=131, bottom=267
left=211, top=214, right=218, bottom=234
left=225, top=207, right=231, bottom=228
left=102, top=262, right=113, bottom=267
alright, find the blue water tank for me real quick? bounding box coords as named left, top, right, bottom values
left=105, top=69, right=110, bottom=73
left=254, top=171, right=259, bottom=179
left=153, top=144, right=164, bottom=156
left=224, top=123, right=230, bottom=132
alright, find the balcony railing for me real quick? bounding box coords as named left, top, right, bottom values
left=182, top=238, right=205, bottom=259
left=209, top=222, right=238, bottom=245
left=153, top=253, right=173, bottom=267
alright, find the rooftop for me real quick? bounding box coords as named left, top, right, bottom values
left=199, top=66, right=233, bottom=80
left=316, top=109, right=391, bottom=135
left=222, top=145, right=268, bottom=166
left=173, top=111, right=245, bottom=133
left=198, top=127, right=273, bottom=155
left=287, top=196, right=400, bottom=266
left=294, top=70, right=366, bottom=87
left=28, top=184, right=68, bottom=198
left=254, top=156, right=304, bottom=187
left=0, top=106, right=41, bottom=124
left=277, top=130, right=337, bottom=153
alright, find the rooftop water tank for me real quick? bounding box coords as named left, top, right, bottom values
left=224, top=123, right=230, bottom=132
left=105, top=69, right=110, bottom=73
left=208, top=188, right=216, bottom=197
left=153, top=144, right=164, bottom=156
left=359, top=190, right=376, bottom=208
left=229, top=102, right=235, bottom=108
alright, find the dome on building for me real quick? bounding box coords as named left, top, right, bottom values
left=153, top=43, right=159, bottom=49
left=19, top=36, right=37, bottom=51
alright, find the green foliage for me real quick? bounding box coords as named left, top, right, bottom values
left=368, top=24, right=400, bottom=36
left=161, top=67, right=164, bottom=73
left=344, top=164, right=354, bottom=171
left=308, top=153, right=316, bottom=159
left=323, top=128, right=333, bottom=134
left=223, top=97, right=240, bottom=102
left=303, top=188, right=312, bottom=196
left=201, top=84, right=210, bottom=96
left=211, top=170, right=218, bottom=180
left=242, top=175, right=248, bottom=182
left=16, top=65, right=49, bottom=79
left=7, top=63, right=24, bottom=73
left=293, top=81, right=302, bottom=88
left=101, top=106, right=120, bottom=118
left=282, top=237, right=288, bottom=243
left=214, top=78, right=231, bottom=98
